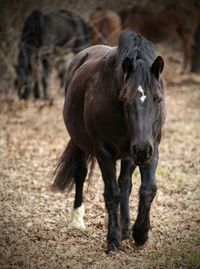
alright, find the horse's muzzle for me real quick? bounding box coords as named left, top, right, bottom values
left=131, top=142, right=153, bottom=166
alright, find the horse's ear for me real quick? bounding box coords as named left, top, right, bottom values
left=122, top=57, right=133, bottom=78
left=151, top=56, right=164, bottom=80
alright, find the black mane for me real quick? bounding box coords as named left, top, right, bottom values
left=116, top=29, right=159, bottom=100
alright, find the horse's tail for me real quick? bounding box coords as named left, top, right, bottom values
left=51, top=140, right=95, bottom=192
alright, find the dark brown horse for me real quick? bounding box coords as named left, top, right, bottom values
left=89, top=7, right=122, bottom=46
left=120, top=4, right=200, bottom=71
left=52, top=29, right=166, bottom=252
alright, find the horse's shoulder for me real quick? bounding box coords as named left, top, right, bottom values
left=67, top=45, right=116, bottom=82
left=66, top=45, right=116, bottom=91
left=75, top=45, right=115, bottom=66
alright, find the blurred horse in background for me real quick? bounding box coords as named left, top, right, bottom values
left=120, top=4, right=200, bottom=72
left=89, top=7, right=122, bottom=46
left=15, top=9, right=91, bottom=99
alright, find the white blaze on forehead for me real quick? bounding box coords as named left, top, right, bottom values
left=69, top=204, right=86, bottom=230
left=137, top=85, right=146, bottom=103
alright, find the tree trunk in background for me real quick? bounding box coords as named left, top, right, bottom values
left=191, top=22, right=200, bottom=73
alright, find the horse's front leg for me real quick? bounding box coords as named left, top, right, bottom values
left=41, top=57, right=51, bottom=99
left=118, top=160, right=135, bottom=240
left=132, top=147, right=158, bottom=247
left=96, top=146, right=123, bottom=252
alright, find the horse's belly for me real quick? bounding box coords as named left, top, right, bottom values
left=63, top=88, right=94, bottom=153
left=64, top=112, right=94, bottom=154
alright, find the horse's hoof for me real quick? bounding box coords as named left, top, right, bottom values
left=132, top=226, right=149, bottom=247
left=68, top=221, right=86, bottom=230
left=105, top=241, right=125, bottom=254
left=133, top=241, right=148, bottom=250
left=69, top=204, right=86, bottom=230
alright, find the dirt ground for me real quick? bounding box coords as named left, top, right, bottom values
left=0, top=45, right=200, bottom=269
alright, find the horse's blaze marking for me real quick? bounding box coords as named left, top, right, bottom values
left=137, top=85, right=146, bottom=103
left=69, top=204, right=86, bottom=230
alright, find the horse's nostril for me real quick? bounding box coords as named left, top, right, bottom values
left=131, top=142, right=153, bottom=163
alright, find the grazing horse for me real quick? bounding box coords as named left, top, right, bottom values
left=89, top=7, right=122, bottom=46
left=120, top=4, right=200, bottom=72
left=52, top=29, right=166, bottom=252
left=15, top=9, right=91, bottom=99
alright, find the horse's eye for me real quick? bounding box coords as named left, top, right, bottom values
left=153, top=96, right=162, bottom=104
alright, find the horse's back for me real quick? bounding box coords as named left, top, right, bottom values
left=41, top=10, right=86, bottom=48
left=21, top=9, right=91, bottom=51
left=65, top=45, right=113, bottom=91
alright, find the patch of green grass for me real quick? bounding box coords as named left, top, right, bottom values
left=155, top=252, right=166, bottom=265
left=167, top=237, right=200, bottom=269
left=156, top=165, right=167, bottom=177
left=184, top=251, right=200, bottom=268
left=174, top=170, right=188, bottom=184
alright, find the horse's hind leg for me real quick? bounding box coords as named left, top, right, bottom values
left=52, top=140, right=88, bottom=229
left=69, top=148, right=88, bottom=230
left=118, top=160, right=135, bottom=240
left=33, top=81, right=40, bottom=99
left=42, top=57, right=51, bottom=99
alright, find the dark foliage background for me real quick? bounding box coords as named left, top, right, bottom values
left=0, top=0, right=197, bottom=90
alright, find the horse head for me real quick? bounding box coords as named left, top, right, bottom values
left=117, top=30, right=165, bottom=165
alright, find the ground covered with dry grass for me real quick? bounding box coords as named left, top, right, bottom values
left=0, top=49, right=200, bottom=268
